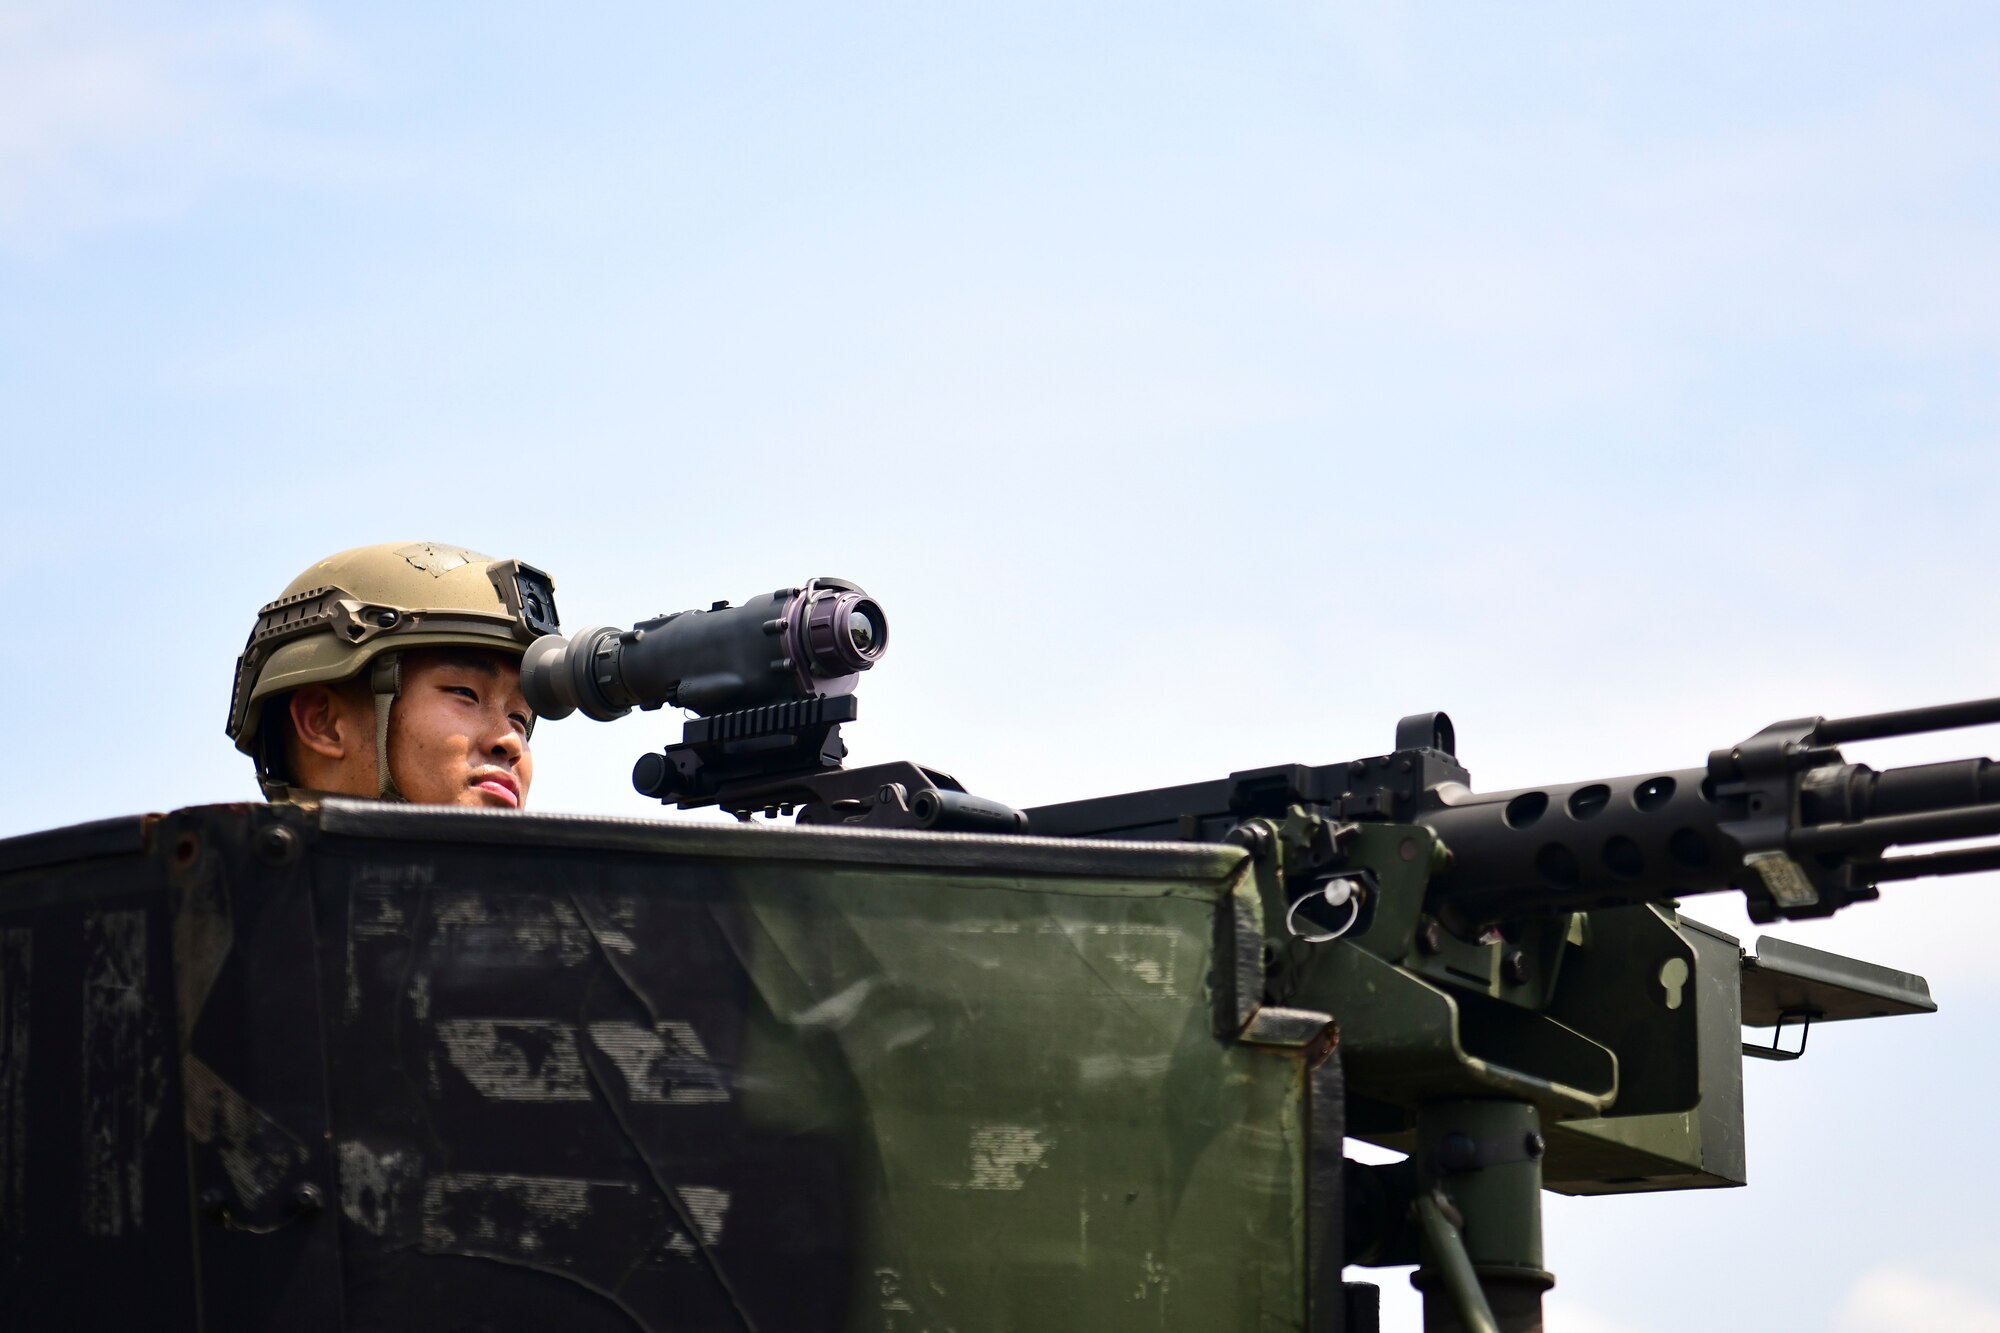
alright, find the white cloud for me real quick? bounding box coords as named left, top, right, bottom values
left=1839, top=1265, right=2000, bottom=1333
left=0, top=3, right=353, bottom=247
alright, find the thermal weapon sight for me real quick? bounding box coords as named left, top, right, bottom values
left=519, top=577, right=1017, bottom=831
left=521, top=576, right=885, bottom=722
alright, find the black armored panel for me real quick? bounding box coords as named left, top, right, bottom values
left=0, top=801, right=1339, bottom=1333
left=2, top=803, right=866, bottom=1332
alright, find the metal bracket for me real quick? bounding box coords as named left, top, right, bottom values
left=201, top=1182, right=325, bottom=1235
left=1742, top=1008, right=1817, bottom=1062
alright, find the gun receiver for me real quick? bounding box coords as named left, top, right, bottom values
left=1027, top=695, right=2000, bottom=927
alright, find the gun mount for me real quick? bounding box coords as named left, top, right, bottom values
left=1025, top=698, right=1999, bottom=1330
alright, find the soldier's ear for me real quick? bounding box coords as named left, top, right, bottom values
left=288, top=686, right=354, bottom=759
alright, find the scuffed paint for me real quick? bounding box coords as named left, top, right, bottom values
left=349, top=889, right=412, bottom=936
left=519, top=899, right=593, bottom=967
left=1132, top=1250, right=1171, bottom=1304
left=406, top=968, right=432, bottom=1021
left=662, top=1185, right=731, bottom=1255
left=1102, top=924, right=1183, bottom=996
left=394, top=541, right=479, bottom=576
left=1078, top=1053, right=1171, bottom=1084
left=349, top=880, right=415, bottom=1020
left=421, top=1171, right=732, bottom=1268
left=80, top=909, right=163, bottom=1237
left=353, top=863, right=435, bottom=895
left=435, top=1018, right=730, bottom=1106
left=435, top=1019, right=589, bottom=1102
left=338, top=1138, right=419, bottom=1237
left=947, top=1124, right=1053, bottom=1191
left=0, top=928, right=28, bottom=1240
left=591, top=925, right=639, bottom=955
left=587, top=1021, right=730, bottom=1105
left=423, top=1171, right=622, bottom=1255
left=172, top=860, right=232, bottom=1042
left=431, top=892, right=492, bottom=928
left=788, top=977, right=877, bottom=1029
left=944, top=920, right=1023, bottom=934
left=431, top=892, right=594, bottom=968
left=183, top=1054, right=309, bottom=1212
left=874, top=1267, right=916, bottom=1316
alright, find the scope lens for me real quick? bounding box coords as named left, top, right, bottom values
left=796, top=585, right=889, bottom=678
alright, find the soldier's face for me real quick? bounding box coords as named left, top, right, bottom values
left=387, top=650, right=536, bottom=809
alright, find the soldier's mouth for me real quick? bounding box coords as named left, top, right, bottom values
left=470, top=771, right=521, bottom=807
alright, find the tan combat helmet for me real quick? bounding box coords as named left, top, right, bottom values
left=226, top=541, right=560, bottom=800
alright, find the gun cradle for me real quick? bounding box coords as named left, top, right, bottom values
left=1230, top=814, right=1932, bottom=1199
left=1025, top=700, right=1983, bottom=1184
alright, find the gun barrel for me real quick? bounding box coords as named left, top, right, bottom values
left=1424, top=749, right=2000, bottom=924
left=1817, top=694, right=2000, bottom=744
left=1829, top=758, right=2000, bottom=819
left=1787, top=801, right=2000, bottom=853
left=1861, top=844, right=2000, bottom=882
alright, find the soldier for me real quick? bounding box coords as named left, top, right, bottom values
left=224, top=541, right=562, bottom=807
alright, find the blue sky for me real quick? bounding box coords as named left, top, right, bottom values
left=6, top=4, right=2000, bottom=1328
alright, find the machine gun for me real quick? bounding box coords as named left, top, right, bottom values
left=1027, top=695, right=2000, bottom=923
left=520, top=577, right=1028, bottom=832
left=1026, top=699, right=2000, bottom=1332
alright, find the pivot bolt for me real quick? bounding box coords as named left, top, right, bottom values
left=1226, top=822, right=1272, bottom=856
left=1415, top=920, right=1443, bottom=955
left=253, top=824, right=299, bottom=867
left=1503, top=950, right=1533, bottom=986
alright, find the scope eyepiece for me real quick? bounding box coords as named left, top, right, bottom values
left=521, top=577, right=887, bottom=723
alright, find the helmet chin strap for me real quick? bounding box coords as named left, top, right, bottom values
left=368, top=654, right=407, bottom=802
